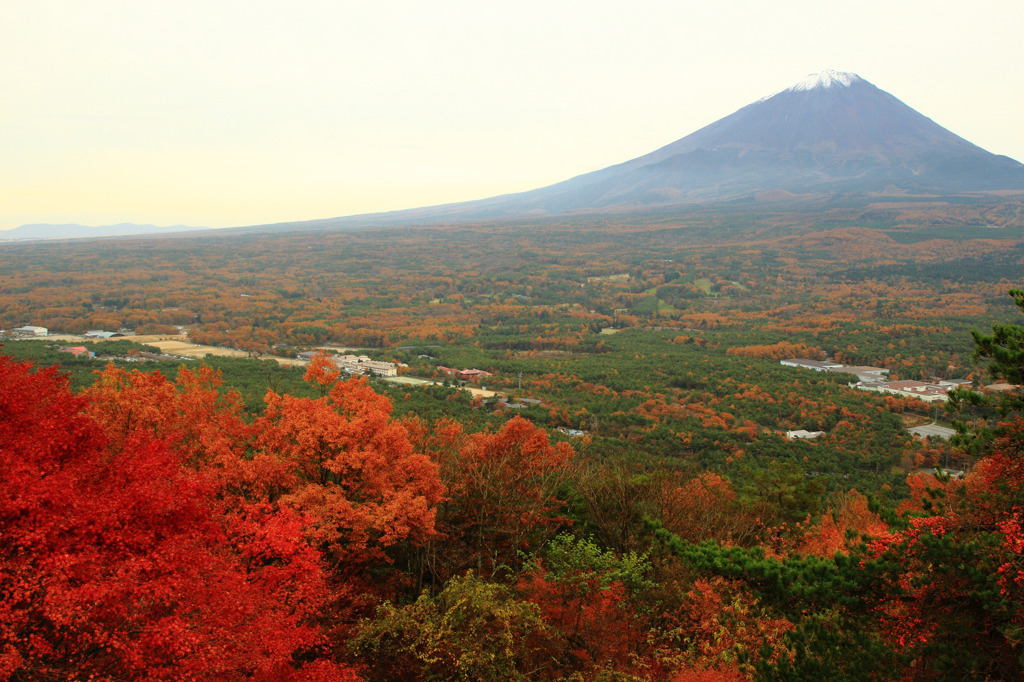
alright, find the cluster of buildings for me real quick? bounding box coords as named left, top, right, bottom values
left=5, top=326, right=135, bottom=339
left=857, top=379, right=968, bottom=404
left=780, top=358, right=969, bottom=403
left=780, top=358, right=890, bottom=383
left=297, top=351, right=398, bottom=377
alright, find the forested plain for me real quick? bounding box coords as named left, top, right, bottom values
left=2, top=194, right=1024, bottom=680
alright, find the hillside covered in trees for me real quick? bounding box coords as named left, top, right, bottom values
left=2, top=196, right=1024, bottom=680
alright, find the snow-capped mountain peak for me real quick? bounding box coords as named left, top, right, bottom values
left=311, top=70, right=1024, bottom=227
left=788, top=69, right=861, bottom=91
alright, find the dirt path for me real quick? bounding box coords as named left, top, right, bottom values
left=148, top=339, right=249, bottom=358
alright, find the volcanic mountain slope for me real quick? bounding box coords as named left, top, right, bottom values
left=279, top=70, right=1024, bottom=230
left=535, top=71, right=1024, bottom=204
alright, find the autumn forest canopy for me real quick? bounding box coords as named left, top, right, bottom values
left=2, top=194, right=1024, bottom=680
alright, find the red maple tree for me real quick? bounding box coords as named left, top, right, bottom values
left=0, top=357, right=357, bottom=680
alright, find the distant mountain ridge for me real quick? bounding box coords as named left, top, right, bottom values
left=0, top=223, right=209, bottom=241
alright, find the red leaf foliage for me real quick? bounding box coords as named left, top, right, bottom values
left=0, top=357, right=357, bottom=681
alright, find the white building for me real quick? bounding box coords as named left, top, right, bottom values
left=780, top=358, right=845, bottom=371
left=786, top=429, right=824, bottom=439
left=297, top=351, right=398, bottom=377
left=858, top=380, right=949, bottom=403
left=356, top=359, right=399, bottom=377
left=14, top=325, right=47, bottom=337
left=839, top=365, right=890, bottom=383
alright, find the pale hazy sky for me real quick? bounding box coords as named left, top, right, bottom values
left=2, top=1, right=1022, bottom=231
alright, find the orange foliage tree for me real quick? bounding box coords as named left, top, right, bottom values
left=249, top=361, right=445, bottom=573
left=83, top=364, right=250, bottom=467
left=794, top=490, right=889, bottom=557
left=726, top=341, right=826, bottom=361
left=517, top=534, right=654, bottom=676
left=650, top=576, right=794, bottom=678
left=413, top=416, right=575, bottom=579
left=658, top=472, right=756, bottom=546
